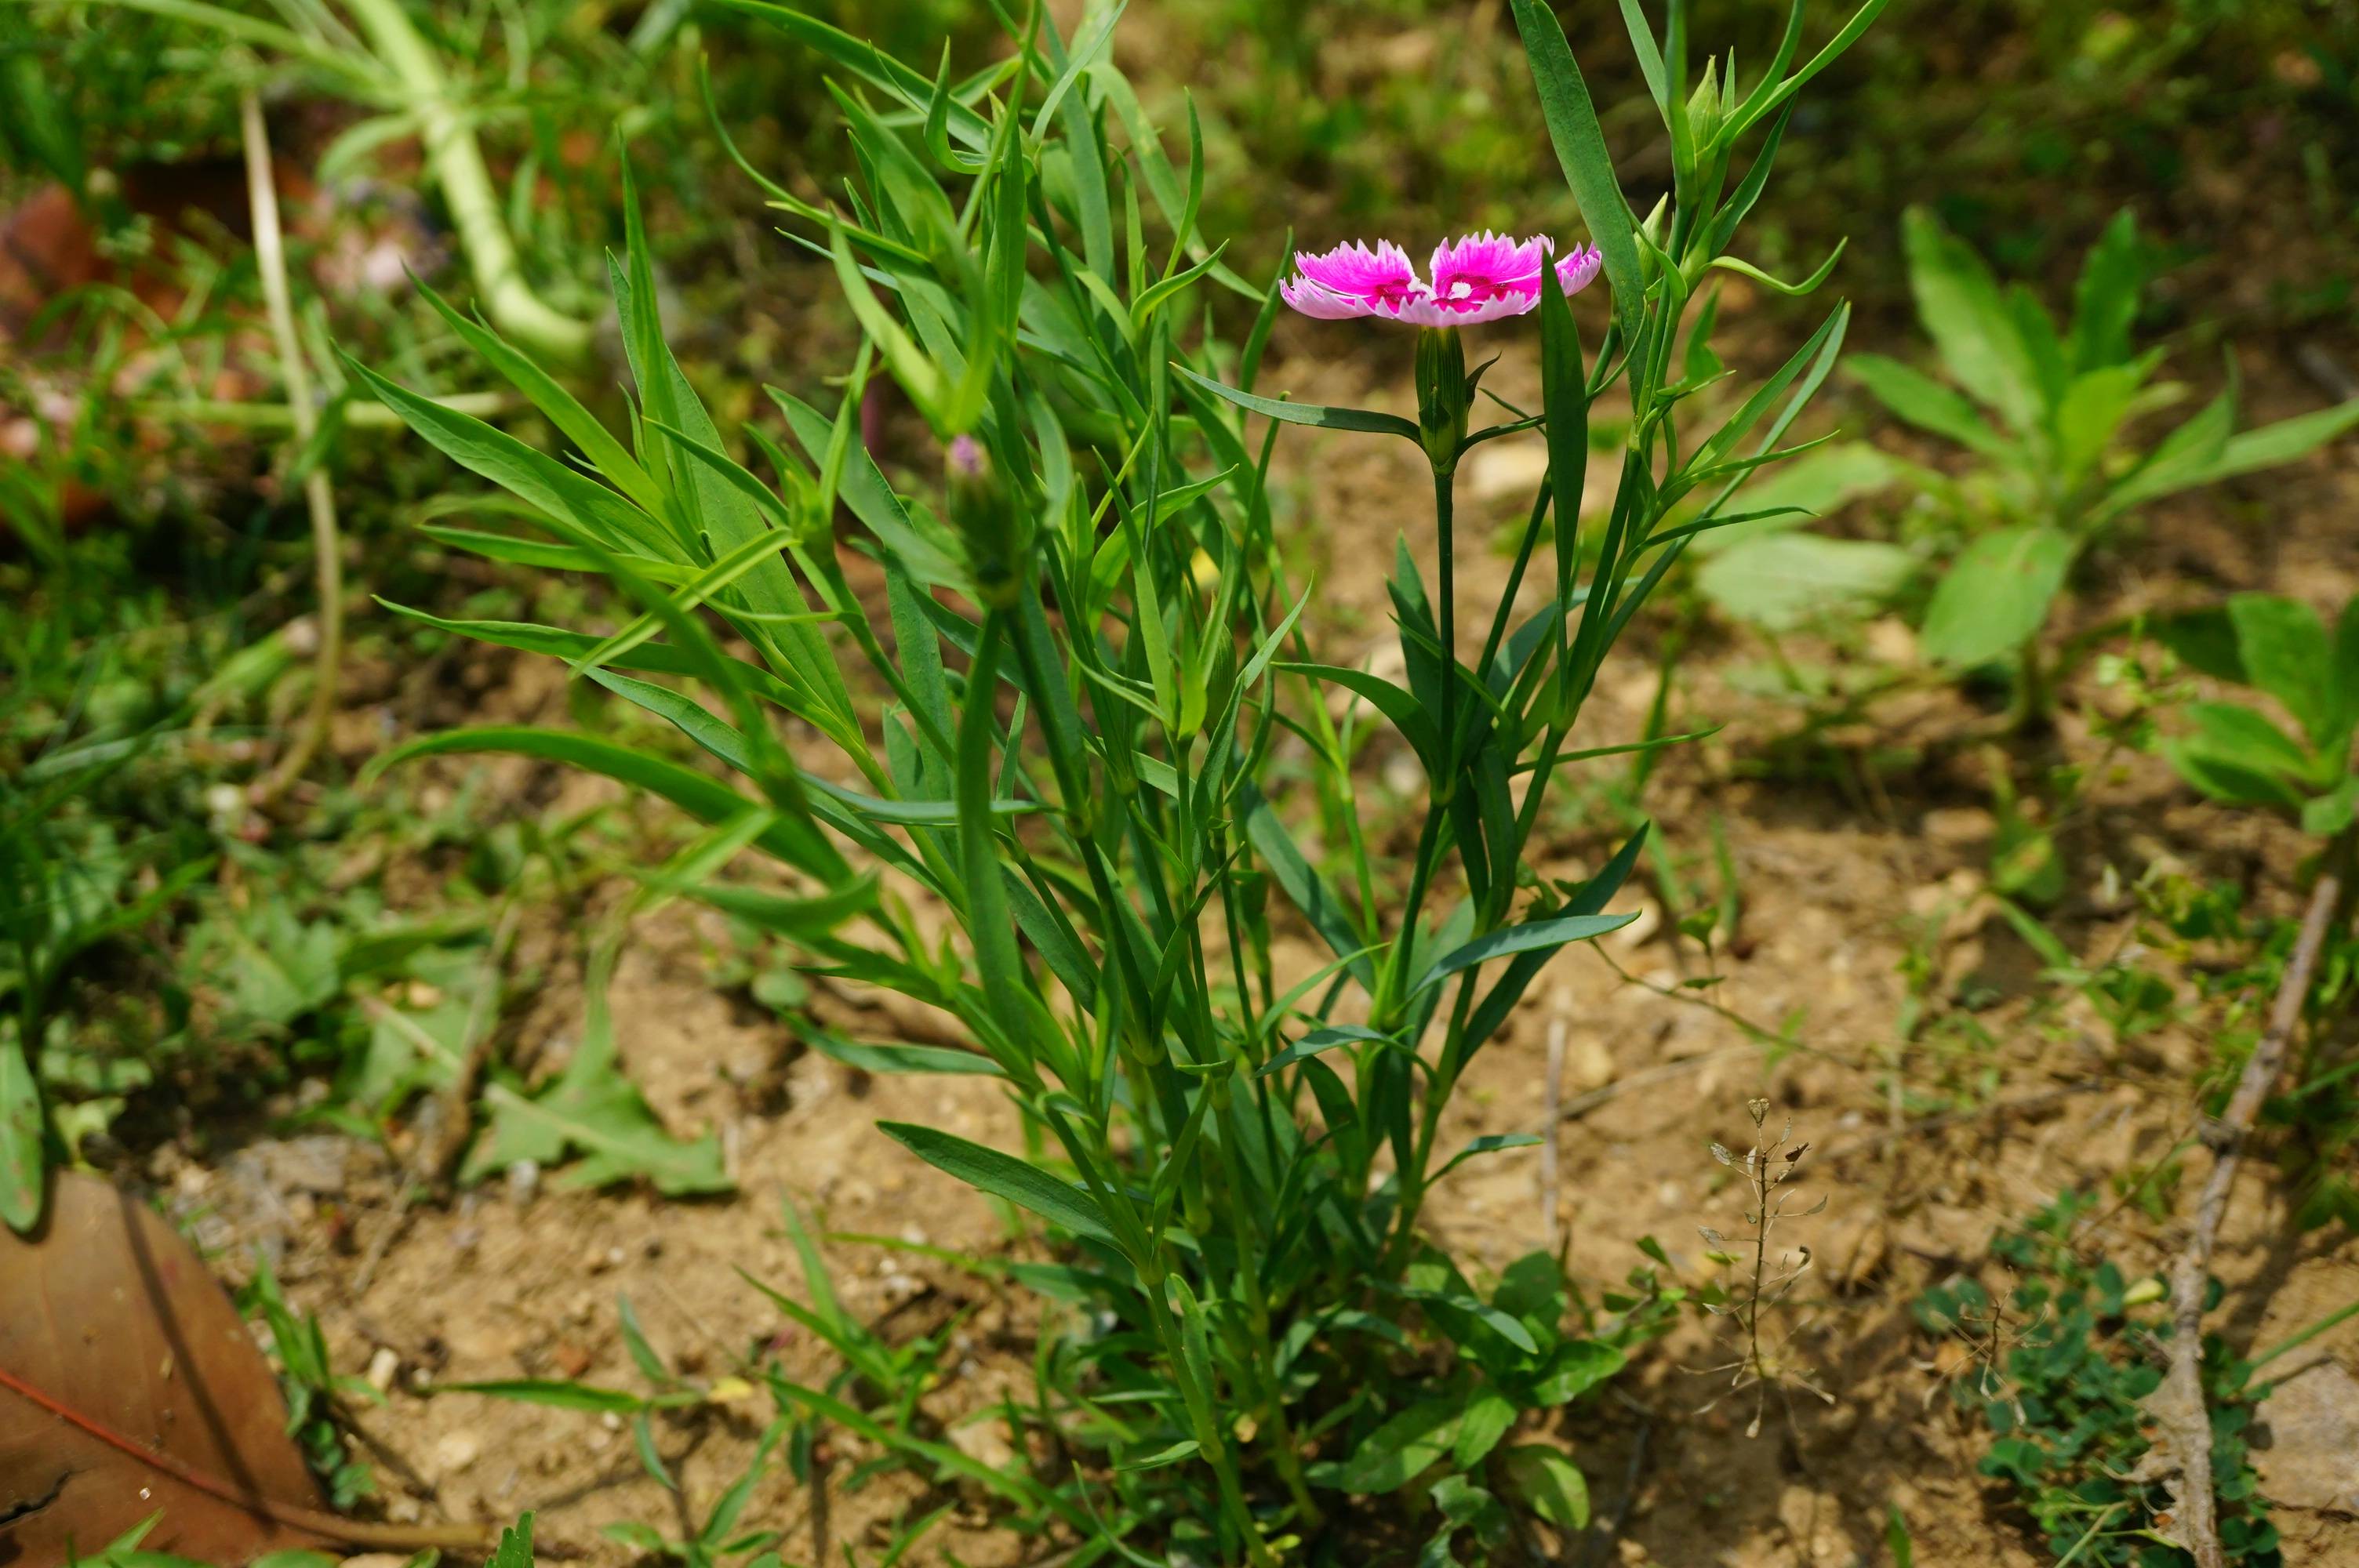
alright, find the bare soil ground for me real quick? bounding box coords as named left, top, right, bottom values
left=156, top=322, right=2359, bottom=1566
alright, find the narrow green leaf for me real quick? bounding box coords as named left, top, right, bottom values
left=717, top=0, right=989, bottom=149
left=1114, top=1439, right=1200, bottom=1472
left=806, top=1034, right=1005, bottom=1078
left=367, top=725, right=841, bottom=880
left=1509, top=0, right=1641, bottom=337
left=616, top=1294, right=669, bottom=1383
left=1172, top=365, right=1419, bottom=441
left=378, top=601, right=807, bottom=711
left=1278, top=662, right=1441, bottom=766
left=0, top=1039, right=42, bottom=1232
left=345, top=358, right=662, bottom=552
left=878, top=1122, right=1115, bottom=1245
left=1434, top=1132, right=1546, bottom=1183
left=1413, top=912, right=1637, bottom=996
left=411, top=278, right=665, bottom=517
left=1240, top=782, right=1373, bottom=990
left=1257, top=1025, right=1399, bottom=1079
left=414, top=525, right=691, bottom=583
left=443, top=1379, right=646, bottom=1414
left=688, top=872, right=879, bottom=940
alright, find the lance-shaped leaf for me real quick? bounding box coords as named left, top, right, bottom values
left=1278, top=662, right=1441, bottom=768
left=369, top=726, right=844, bottom=881
left=343, top=358, right=662, bottom=554
left=1172, top=365, right=1420, bottom=442
left=1414, top=910, right=1638, bottom=998
left=1258, top=1025, right=1405, bottom=1080
left=878, top=1122, right=1116, bottom=1246
left=718, top=0, right=990, bottom=149
left=1509, top=0, right=1641, bottom=338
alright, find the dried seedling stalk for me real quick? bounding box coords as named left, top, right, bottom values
left=1698, top=1098, right=1830, bottom=1436
left=239, top=88, right=343, bottom=804
left=1914, top=1266, right=2041, bottom=1419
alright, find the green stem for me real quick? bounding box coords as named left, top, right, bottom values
left=1434, top=464, right=1459, bottom=777
left=1380, top=466, right=1461, bottom=1017
left=2008, top=635, right=2051, bottom=732
left=1213, top=1164, right=1324, bottom=1531
left=341, top=0, right=592, bottom=363
left=2252, top=1298, right=2359, bottom=1374
left=1382, top=971, right=1478, bottom=1273
left=1140, top=1273, right=1276, bottom=1568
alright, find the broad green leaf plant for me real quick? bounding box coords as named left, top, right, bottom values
left=359, top=0, right=1881, bottom=1556
left=1856, top=208, right=2359, bottom=715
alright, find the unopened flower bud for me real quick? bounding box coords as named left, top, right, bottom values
left=945, top=434, right=1028, bottom=609
left=1686, top=58, right=1725, bottom=151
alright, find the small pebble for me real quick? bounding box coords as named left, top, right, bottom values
left=433, top=1430, right=481, bottom=1475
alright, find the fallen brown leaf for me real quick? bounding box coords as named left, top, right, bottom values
left=0, top=1173, right=485, bottom=1565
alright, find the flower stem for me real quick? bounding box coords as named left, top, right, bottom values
left=1435, top=463, right=1458, bottom=786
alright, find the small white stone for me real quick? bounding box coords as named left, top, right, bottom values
left=433, top=1430, right=482, bottom=1475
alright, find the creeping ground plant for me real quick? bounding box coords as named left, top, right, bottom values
left=358, top=0, right=1885, bottom=1556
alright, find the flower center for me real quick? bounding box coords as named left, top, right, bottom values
left=1443, top=270, right=1516, bottom=303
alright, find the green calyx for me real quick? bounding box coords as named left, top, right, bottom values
left=1414, top=327, right=1472, bottom=475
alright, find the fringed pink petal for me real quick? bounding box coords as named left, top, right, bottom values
left=1553, top=243, right=1604, bottom=296
left=1391, top=288, right=1541, bottom=327
left=1430, top=230, right=1548, bottom=297
left=1282, top=232, right=1594, bottom=327
left=1292, top=240, right=1421, bottom=300
left=1280, top=277, right=1382, bottom=320
left=1383, top=296, right=1457, bottom=328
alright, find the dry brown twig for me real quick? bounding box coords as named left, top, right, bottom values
left=2136, top=857, right=2346, bottom=1567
